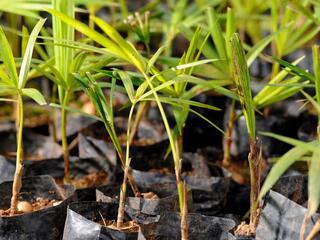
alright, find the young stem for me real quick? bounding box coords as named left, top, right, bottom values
left=129, top=101, right=150, bottom=145
left=117, top=104, right=135, bottom=228
left=222, top=100, right=235, bottom=167
left=248, top=140, right=261, bottom=229
left=181, top=181, right=188, bottom=240
left=50, top=84, right=58, bottom=142
left=10, top=94, right=24, bottom=215
left=175, top=132, right=183, bottom=162
left=142, top=72, right=184, bottom=210
left=142, top=72, right=187, bottom=240
left=61, top=90, right=71, bottom=183
left=119, top=0, right=129, bottom=19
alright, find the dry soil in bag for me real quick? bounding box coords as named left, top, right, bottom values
left=0, top=175, right=75, bottom=240
left=138, top=211, right=236, bottom=240
left=63, top=201, right=138, bottom=240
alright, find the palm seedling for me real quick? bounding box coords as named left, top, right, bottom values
left=180, top=7, right=287, bottom=167
left=257, top=45, right=320, bottom=240
left=75, top=72, right=138, bottom=228
left=2, top=0, right=119, bottom=184
left=270, top=0, right=320, bottom=77
left=230, top=33, right=261, bottom=233
left=0, top=19, right=46, bottom=214
left=46, top=9, right=191, bottom=235
left=50, top=0, right=76, bottom=183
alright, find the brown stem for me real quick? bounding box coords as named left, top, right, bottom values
left=118, top=152, right=140, bottom=197
left=175, top=133, right=183, bottom=162
left=248, top=140, right=262, bottom=229
left=10, top=95, right=24, bottom=215
left=181, top=181, right=188, bottom=240
left=306, top=218, right=320, bottom=240
left=222, top=101, right=235, bottom=167
left=300, top=212, right=309, bottom=240
left=175, top=167, right=184, bottom=214
left=10, top=162, right=23, bottom=215
left=116, top=158, right=131, bottom=228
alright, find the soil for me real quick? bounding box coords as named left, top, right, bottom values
left=98, top=219, right=139, bottom=233
left=55, top=170, right=109, bottom=189
left=149, top=167, right=173, bottom=175
left=0, top=197, right=61, bottom=217
left=234, top=221, right=256, bottom=236
left=71, top=170, right=109, bottom=189
left=117, top=133, right=157, bottom=146
left=141, top=192, right=159, bottom=200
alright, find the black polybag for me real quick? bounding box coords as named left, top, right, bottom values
left=138, top=212, right=236, bottom=240
left=256, top=190, right=320, bottom=240
left=0, top=175, right=75, bottom=240
left=131, top=165, right=230, bottom=215
left=96, top=183, right=193, bottom=216
left=63, top=201, right=138, bottom=240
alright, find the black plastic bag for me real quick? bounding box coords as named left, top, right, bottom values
left=96, top=183, right=193, bottom=216
left=132, top=166, right=230, bottom=215
left=0, top=175, right=75, bottom=240
left=138, top=212, right=236, bottom=240
left=79, top=118, right=169, bottom=171
left=256, top=190, right=320, bottom=240
left=0, top=155, right=114, bottom=201
left=0, top=129, right=63, bottom=160
left=63, top=201, right=138, bottom=240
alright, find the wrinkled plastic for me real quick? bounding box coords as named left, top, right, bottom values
left=63, top=201, right=137, bottom=240
left=0, top=175, right=75, bottom=240
left=138, top=212, right=236, bottom=240
left=96, top=183, right=193, bottom=216
left=132, top=162, right=230, bottom=215
left=79, top=118, right=169, bottom=172
left=256, top=190, right=320, bottom=240
left=0, top=128, right=62, bottom=160
left=0, top=156, right=114, bottom=201
left=271, top=174, right=308, bottom=206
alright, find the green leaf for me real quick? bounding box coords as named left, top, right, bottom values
left=207, top=8, right=227, bottom=63
left=74, top=73, right=123, bottom=159
left=171, top=59, right=219, bottom=71
left=0, top=26, right=18, bottom=87
left=260, top=132, right=320, bottom=153
left=116, top=70, right=136, bottom=103
left=313, top=45, right=320, bottom=123
left=49, top=103, right=101, bottom=121
left=0, top=98, right=16, bottom=102
left=92, top=16, right=146, bottom=72
left=307, top=150, right=320, bottom=218
left=247, top=33, right=277, bottom=66
left=148, top=46, right=165, bottom=70
left=259, top=145, right=310, bottom=200
left=18, top=18, right=46, bottom=89
left=22, top=88, right=47, bottom=105
left=230, top=33, right=256, bottom=141
left=272, top=57, right=315, bottom=82
left=47, top=8, right=128, bottom=62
